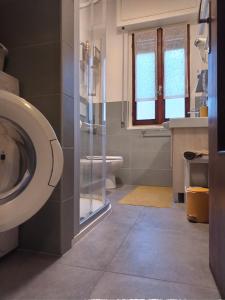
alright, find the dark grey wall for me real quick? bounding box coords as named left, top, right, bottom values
left=0, top=0, right=75, bottom=255
left=106, top=101, right=172, bottom=186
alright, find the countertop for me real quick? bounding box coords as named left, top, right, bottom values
left=163, top=117, right=208, bottom=129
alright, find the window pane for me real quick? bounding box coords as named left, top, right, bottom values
left=165, top=98, right=185, bottom=119
left=136, top=52, right=156, bottom=101
left=164, top=49, right=185, bottom=98
left=137, top=101, right=155, bottom=120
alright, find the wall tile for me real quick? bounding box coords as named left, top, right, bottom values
left=106, top=101, right=128, bottom=136
left=62, top=94, right=74, bottom=148
left=60, top=197, right=74, bottom=253
left=0, top=0, right=60, bottom=49
left=6, top=42, right=61, bottom=98
left=106, top=101, right=128, bottom=121
left=128, top=128, right=171, bottom=137
left=19, top=201, right=61, bottom=255
left=106, top=134, right=131, bottom=168
left=93, top=103, right=104, bottom=124
left=106, top=101, right=172, bottom=186
left=130, top=169, right=172, bottom=186
left=93, top=131, right=104, bottom=156
left=130, top=150, right=171, bottom=170
left=80, top=131, right=91, bottom=157
left=106, top=120, right=128, bottom=136
left=61, top=148, right=74, bottom=201
left=61, top=0, right=75, bottom=47
left=28, top=94, right=61, bottom=141
left=61, top=42, right=74, bottom=97
left=130, top=134, right=171, bottom=153
left=49, top=183, right=61, bottom=203
left=20, top=197, right=74, bottom=255
left=116, top=168, right=132, bottom=186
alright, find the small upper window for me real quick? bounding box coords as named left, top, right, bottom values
left=132, top=24, right=190, bottom=125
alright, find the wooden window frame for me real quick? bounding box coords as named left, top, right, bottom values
left=132, top=25, right=190, bottom=126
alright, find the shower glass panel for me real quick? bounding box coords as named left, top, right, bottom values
left=79, top=0, right=107, bottom=223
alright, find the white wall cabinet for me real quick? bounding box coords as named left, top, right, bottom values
left=117, top=0, right=200, bottom=30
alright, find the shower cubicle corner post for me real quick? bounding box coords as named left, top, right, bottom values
left=101, top=0, right=108, bottom=207
left=74, top=0, right=81, bottom=236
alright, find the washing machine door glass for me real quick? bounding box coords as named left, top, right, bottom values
left=0, top=117, right=36, bottom=204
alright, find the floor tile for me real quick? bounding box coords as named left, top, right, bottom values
left=0, top=185, right=220, bottom=299
left=107, top=226, right=217, bottom=289
left=0, top=251, right=102, bottom=300
left=107, top=185, right=135, bottom=204
left=90, top=272, right=220, bottom=299
left=136, top=206, right=209, bottom=241
left=59, top=221, right=131, bottom=271
left=103, top=202, right=143, bottom=226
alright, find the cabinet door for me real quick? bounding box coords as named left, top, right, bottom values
left=209, top=0, right=225, bottom=297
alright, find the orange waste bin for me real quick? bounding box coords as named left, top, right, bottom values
left=186, top=187, right=209, bottom=223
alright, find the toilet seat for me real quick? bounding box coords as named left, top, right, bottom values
left=0, top=90, right=63, bottom=232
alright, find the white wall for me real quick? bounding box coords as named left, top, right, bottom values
left=80, top=5, right=91, bottom=44
left=119, top=0, right=198, bottom=21
left=106, top=0, right=207, bottom=108
left=117, top=0, right=200, bottom=30
left=190, top=24, right=208, bottom=109
left=106, top=0, right=124, bottom=102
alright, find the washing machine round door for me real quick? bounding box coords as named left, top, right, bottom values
left=0, top=90, right=64, bottom=232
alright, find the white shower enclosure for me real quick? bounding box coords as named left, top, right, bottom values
left=78, top=0, right=108, bottom=224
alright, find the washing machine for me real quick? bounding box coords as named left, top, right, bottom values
left=0, top=89, right=63, bottom=257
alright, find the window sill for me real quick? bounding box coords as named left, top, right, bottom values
left=126, top=124, right=171, bottom=137
left=127, top=124, right=165, bottom=130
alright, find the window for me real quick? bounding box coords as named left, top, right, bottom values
left=132, top=25, right=190, bottom=125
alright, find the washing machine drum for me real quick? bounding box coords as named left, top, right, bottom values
left=0, top=90, right=63, bottom=232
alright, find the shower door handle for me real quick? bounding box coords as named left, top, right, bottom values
left=88, top=55, right=97, bottom=97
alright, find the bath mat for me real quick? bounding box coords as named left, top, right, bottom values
left=118, top=186, right=173, bottom=208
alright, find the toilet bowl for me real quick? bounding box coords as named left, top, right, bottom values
left=105, top=156, right=123, bottom=189
left=81, top=156, right=124, bottom=189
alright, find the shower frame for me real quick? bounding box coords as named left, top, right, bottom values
left=73, top=0, right=110, bottom=237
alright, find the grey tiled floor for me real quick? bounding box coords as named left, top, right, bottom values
left=0, top=185, right=220, bottom=299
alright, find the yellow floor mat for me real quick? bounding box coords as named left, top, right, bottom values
left=119, top=186, right=173, bottom=208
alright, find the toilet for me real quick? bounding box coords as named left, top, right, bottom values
left=80, top=156, right=123, bottom=189
left=105, top=156, right=124, bottom=189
